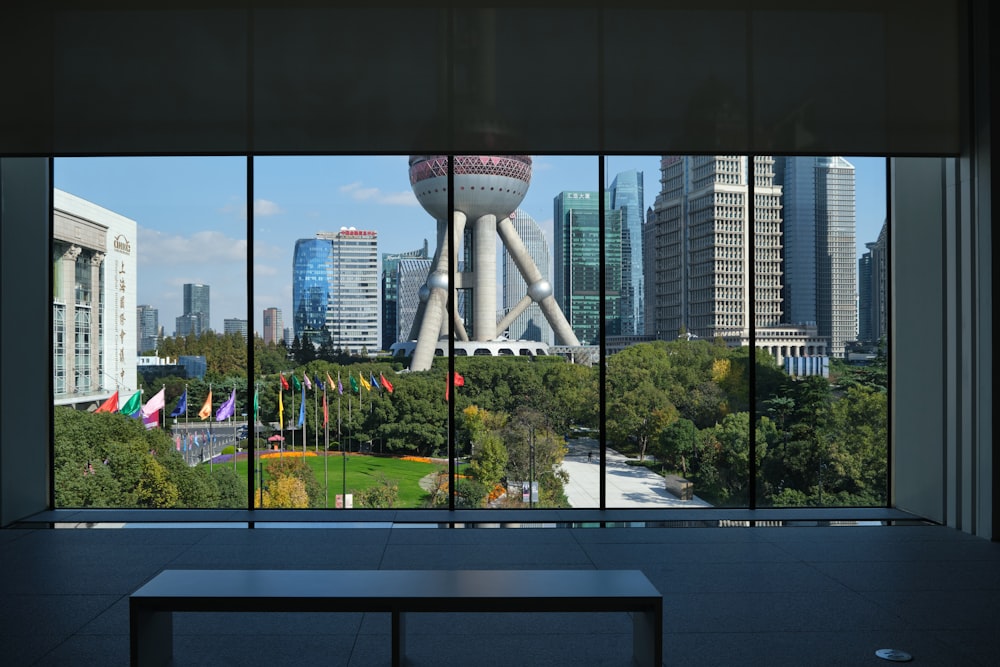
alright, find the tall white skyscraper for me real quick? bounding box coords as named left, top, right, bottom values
left=502, top=209, right=552, bottom=344
left=775, top=156, right=857, bottom=357
left=646, top=155, right=783, bottom=340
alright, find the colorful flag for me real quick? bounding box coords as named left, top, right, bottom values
left=314, top=375, right=324, bottom=391
left=359, top=372, right=372, bottom=392
left=141, top=387, right=166, bottom=418
left=303, top=374, right=312, bottom=390
left=370, top=373, right=380, bottom=390
left=349, top=373, right=359, bottom=394
left=291, top=374, right=302, bottom=391
left=252, top=388, right=259, bottom=423
left=445, top=372, right=465, bottom=400
left=380, top=373, right=394, bottom=394
left=278, top=385, right=284, bottom=428
left=94, top=391, right=119, bottom=414
left=279, top=374, right=290, bottom=391
left=323, top=395, right=328, bottom=426
left=120, top=390, right=143, bottom=416
left=142, top=412, right=159, bottom=430
left=198, top=390, right=213, bottom=420
left=169, top=390, right=187, bottom=417
left=216, top=389, right=237, bottom=421
left=336, top=373, right=343, bottom=395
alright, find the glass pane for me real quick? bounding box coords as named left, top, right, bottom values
left=757, top=156, right=888, bottom=508
left=252, top=156, right=445, bottom=509
left=623, top=156, right=755, bottom=509
left=53, top=157, right=248, bottom=509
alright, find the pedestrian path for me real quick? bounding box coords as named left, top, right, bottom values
left=560, top=438, right=713, bottom=508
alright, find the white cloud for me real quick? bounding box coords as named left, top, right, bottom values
left=138, top=227, right=247, bottom=267
left=255, top=199, right=282, bottom=216
left=340, top=181, right=418, bottom=206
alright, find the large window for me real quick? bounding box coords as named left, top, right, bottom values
left=51, top=154, right=886, bottom=511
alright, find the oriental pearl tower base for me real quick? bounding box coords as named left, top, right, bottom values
left=404, top=155, right=580, bottom=372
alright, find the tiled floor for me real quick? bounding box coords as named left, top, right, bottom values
left=2, top=519, right=999, bottom=666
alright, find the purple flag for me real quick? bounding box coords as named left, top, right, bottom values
left=215, top=389, right=237, bottom=421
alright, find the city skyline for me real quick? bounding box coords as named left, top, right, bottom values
left=52, top=155, right=887, bottom=339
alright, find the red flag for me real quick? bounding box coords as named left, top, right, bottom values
left=445, top=372, right=465, bottom=400
left=279, top=374, right=290, bottom=391
left=323, top=395, right=328, bottom=426
left=94, top=391, right=119, bottom=413
left=380, top=373, right=394, bottom=394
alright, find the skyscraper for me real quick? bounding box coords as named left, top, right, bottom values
left=224, top=318, right=248, bottom=340
left=136, top=304, right=159, bottom=354
left=609, top=169, right=645, bottom=336
left=553, top=191, right=622, bottom=345
left=176, top=283, right=210, bottom=337
left=860, top=220, right=888, bottom=345
left=645, top=156, right=783, bottom=340
left=396, top=257, right=434, bottom=346
left=293, top=228, right=379, bottom=354
left=261, top=307, right=282, bottom=345
left=502, top=209, right=552, bottom=343
left=774, top=156, right=857, bottom=357
left=382, top=240, right=429, bottom=351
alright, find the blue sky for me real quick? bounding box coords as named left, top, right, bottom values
left=54, top=155, right=886, bottom=335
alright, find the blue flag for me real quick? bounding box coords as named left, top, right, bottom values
left=314, top=375, right=324, bottom=391
left=296, top=384, right=306, bottom=427
left=169, top=390, right=187, bottom=417
left=370, top=373, right=381, bottom=390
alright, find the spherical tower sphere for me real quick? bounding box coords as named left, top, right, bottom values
left=409, top=155, right=532, bottom=221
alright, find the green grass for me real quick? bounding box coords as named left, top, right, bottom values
left=209, top=453, right=444, bottom=508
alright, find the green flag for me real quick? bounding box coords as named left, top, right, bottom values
left=291, top=374, right=302, bottom=391
left=253, top=388, right=259, bottom=422
left=349, top=374, right=359, bottom=394
left=119, top=390, right=143, bottom=416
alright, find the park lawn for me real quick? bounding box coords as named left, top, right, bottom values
left=216, top=453, right=444, bottom=508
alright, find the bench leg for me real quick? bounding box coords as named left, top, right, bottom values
left=130, top=605, right=172, bottom=667
left=631, top=604, right=662, bottom=667
left=392, top=610, right=407, bottom=667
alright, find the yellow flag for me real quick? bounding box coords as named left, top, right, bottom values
left=359, top=371, right=372, bottom=392
left=278, top=383, right=284, bottom=427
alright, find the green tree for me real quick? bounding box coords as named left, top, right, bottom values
left=355, top=473, right=400, bottom=508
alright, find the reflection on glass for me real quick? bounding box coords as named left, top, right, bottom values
left=53, top=157, right=247, bottom=509
left=758, top=156, right=888, bottom=508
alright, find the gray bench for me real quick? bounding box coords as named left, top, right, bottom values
left=129, top=568, right=663, bottom=667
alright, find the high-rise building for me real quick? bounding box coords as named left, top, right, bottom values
left=52, top=189, right=138, bottom=406
left=553, top=191, right=622, bottom=345
left=774, top=156, right=857, bottom=357
left=136, top=304, right=159, bottom=354
left=293, top=228, right=379, bottom=354
left=645, top=155, right=783, bottom=341
left=396, top=258, right=434, bottom=345
left=261, top=307, right=282, bottom=345
left=609, top=169, right=645, bottom=336
left=382, top=240, right=429, bottom=350
left=224, top=317, right=248, bottom=340
left=176, top=283, right=210, bottom=337
left=861, top=220, right=889, bottom=345
left=503, top=209, right=552, bottom=344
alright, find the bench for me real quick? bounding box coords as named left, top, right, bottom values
left=129, top=568, right=663, bottom=667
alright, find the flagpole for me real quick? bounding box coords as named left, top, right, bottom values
left=324, top=383, right=329, bottom=507
left=208, top=383, right=213, bottom=473
left=313, top=380, right=318, bottom=453
left=290, top=377, right=296, bottom=454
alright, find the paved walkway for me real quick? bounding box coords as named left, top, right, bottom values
left=560, top=437, right=713, bottom=508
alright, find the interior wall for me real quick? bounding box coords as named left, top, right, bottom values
left=0, top=159, right=52, bottom=526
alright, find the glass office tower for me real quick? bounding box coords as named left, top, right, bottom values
left=775, top=156, right=857, bottom=357
left=609, top=169, right=644, bottom=336
left=553, top=191, right=622, bottom=345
